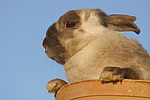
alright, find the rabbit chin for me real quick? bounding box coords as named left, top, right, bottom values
left=45, top=50, right=65, bottom=64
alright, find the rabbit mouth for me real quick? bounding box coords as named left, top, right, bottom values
left=50, top=56, right=65, bottom=64
left=44, top=49, right=66, bottom=64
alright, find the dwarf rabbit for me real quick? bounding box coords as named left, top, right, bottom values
left=43, top=9, right=150, bottom=85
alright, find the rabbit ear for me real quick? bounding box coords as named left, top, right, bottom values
left=109, top=14, right=136, bottom=22
left=107, top=14, right=140, bottom=34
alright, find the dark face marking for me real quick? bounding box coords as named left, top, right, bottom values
left=43, top=23, right=67, bottom=64
left=95, top=9, right=109, bottom=27
left=55, top=10, right=81, bottom=40
left=42, top=10, right=81, bottom=64
left=58, top=10, right=81, bottom=30
left=60, top=11, right=80, bottom=23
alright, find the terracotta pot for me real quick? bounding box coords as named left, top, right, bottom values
left=55, top=79, right=150, bottom=100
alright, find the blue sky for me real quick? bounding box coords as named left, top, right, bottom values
left=0, top=0, right=150, bottom=100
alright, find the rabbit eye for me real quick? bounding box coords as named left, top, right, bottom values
left=65, top=22, right=77, bottom=28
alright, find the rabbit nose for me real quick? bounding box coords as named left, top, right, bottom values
left=43, top=44, right=48, bottom=49
left=42, top=38, right=48, bottom=49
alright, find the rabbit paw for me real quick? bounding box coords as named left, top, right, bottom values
left=46, top=78, right=68, bottom=97
left=100, top=67, right=125, bottom=84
